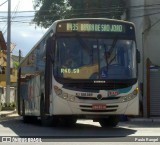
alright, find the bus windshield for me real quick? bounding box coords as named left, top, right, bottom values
left=54, top=36, right=136, bottom=80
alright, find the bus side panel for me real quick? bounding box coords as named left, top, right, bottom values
left=17, top=68, right=21, bottom=115
left=33, top=75, right=41, bottom=115
left=19, top=43, right=46, bottom=116
left=24, top=76, right=41, bottom=116
left=17, top=68, right=29, bottom=116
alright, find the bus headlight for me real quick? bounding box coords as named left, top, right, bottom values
left=121, top=96, right=128, bottom=102
left=54, top=86, right=75, bottom=102
left=120, top=87, right=138, bottom=102
left=68, top=95, right=75, bottom=102
left=54, top=86, right=62, bottom=96
left=63, top=93, right=68, bottom=99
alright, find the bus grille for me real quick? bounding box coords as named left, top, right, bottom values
left=64, top=83, right=129, bottom=90
left=76, top=96, right=120, bottom=100
left=80, top=105, right=118, bottom=112
left=56, top=77, right=137, bottom=91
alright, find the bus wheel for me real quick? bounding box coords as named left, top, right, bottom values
left=59, top=117, right=77, bottom=127
left=40, top=97, right=53, bottom=127
left=22, top=100, right=30, bottom=123
left=22, top=100, right=37, bottom=123
left=99, top=116, right=119, bottom=127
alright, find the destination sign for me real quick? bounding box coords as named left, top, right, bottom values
left=57, top=21, right=126, bottom=33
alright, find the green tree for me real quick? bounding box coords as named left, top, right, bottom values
left=33, top=0, right=126, bottom=28
left=69, top=0, right=126, bottom=18
left=13, top=61, right=19, bottom=68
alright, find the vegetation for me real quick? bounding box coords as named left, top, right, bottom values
left=1, top=102, right=16, bottom=110
left=13, top=61, right=19, bottom=69
left=33, top=0, right=126, bottom=28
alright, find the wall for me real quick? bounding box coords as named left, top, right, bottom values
left=129, top=0, right=160, bottom=117
left=1, top=87, right=16, bottom=104
left=0, top=52, right=18, bottom=87
left=128, top=0, right=145, bottom=115
left=144, top=0, right=160, bottom=65
left=128, top=0, right=145, bottom=83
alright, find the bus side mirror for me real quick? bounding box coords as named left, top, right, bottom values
left=136, top=49, right=140, bottom=63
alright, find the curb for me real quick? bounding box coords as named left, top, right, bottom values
left=129, top=118, right=160, bottom=122
left=0, top=110, right=17, bottom=118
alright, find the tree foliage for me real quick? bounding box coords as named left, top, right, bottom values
left=33, top=0, right=126, bottom=28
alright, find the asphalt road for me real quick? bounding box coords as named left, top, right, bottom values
left=1, top=115, right=160, bottom=144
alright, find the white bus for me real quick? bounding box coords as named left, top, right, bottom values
left=17, top=18, right=140, bottom=127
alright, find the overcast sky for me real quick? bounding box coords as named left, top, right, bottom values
left=0, top=0, right=47, bottom=57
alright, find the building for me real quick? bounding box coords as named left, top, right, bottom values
left=0, top=31, right=18, bottom=87
left=128, top=0, right=160, bottom=117
left=0, top=31, right=7, bottom=87
left=0, top=31, right=18, bottom=104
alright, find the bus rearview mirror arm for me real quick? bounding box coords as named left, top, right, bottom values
left=136, top=49, right=140, bottom=63
left=46, top=36, right=55, bottom=63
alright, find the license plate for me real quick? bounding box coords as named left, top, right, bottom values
left=92, top=104, right=106, bottom=110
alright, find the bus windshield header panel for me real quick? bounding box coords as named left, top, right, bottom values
left=56, top=20, right=134, bottom=34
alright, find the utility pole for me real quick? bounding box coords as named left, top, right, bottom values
left=19, top=50, right=21, bottom=63
left=6, top=0, right=11, bottom=105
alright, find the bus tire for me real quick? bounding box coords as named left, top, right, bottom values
left=59, top=117, right=77, bottom=127
left=22, top=99, right=29, bottom=123
left=40, top=96, right=53, bottom=127
left=22, top=100, right=37, bottom=123
left=99, top=116, right=119, bottom=127
left=23, top=116, right=38, bottom=124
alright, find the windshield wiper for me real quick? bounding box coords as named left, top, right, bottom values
left=107, top=38, right=118, bottom=65
left=74, top=33, right=90, bottom=53
left=109, top=38, right=117, bottom=54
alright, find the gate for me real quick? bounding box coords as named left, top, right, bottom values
left=150, top=66, right=160, bottom=116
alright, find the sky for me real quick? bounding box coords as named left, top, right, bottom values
left=0, top=0, right=47, bottom=57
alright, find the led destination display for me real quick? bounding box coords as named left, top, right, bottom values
left=57, top=21, right=126, bottom=33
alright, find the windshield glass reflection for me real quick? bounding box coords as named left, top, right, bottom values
left=54, top=37, right=136, bottom=80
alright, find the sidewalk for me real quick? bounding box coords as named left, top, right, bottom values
left=0, top=109, right=17, bottom=118
left=119, top=114, right=160, bottom=122
left=128, top=117, right=160, bottom=122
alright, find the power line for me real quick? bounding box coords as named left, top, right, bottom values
left=131, top=11, right=160, bottom=19
left=130, top=3, right=160, bottom=8
left=0, top=5, right=160, bottom=15
left=0, top=11, right=37, bottom=13
left=0, top=16, right=34, bottom=19
left=0, top=20, right=34, bottom=23
left=0, top=3, right=159, bottom=13
left=0, top=0, right=8, bottom=7
left=0, top=9, right=159, bottom=21
left=0, top=10, right=159, bottom=22
left=0, top=6, right=160, bottom=25
left=0, top=10, right=160, bottom=24
left=0, top=6, right=159, bottom=20
left=69, top=10, right=160, bottom=19
left=3, top=1, right=20, bottom=34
